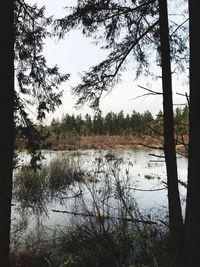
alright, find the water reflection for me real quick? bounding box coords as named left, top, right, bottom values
left=13, top=148, right=188, bottom=227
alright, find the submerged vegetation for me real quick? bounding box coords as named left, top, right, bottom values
left=11, top=153, right=182, bottom=266
left=13, top=157, right=85, bottom=215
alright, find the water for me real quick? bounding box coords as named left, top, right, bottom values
left=13, top=148, right=188, bottom=228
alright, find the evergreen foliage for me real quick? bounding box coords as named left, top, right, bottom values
left=48, top=107, right=188, bottom=138
left=55, top=0, right=188, bottom=110
left=14, top=0, right=69, bottom=167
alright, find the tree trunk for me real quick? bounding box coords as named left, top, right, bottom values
left=0, top=0, right=14, bottom=265
left=158, top=0, right=183, bottom=261
left=185, top=0, right=200, bottom=265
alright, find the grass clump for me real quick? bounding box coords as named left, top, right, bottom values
left=48, top=157, right=84, bottom=196
left=13, top=156, right=85, bottom=215
left=13, top=166, right=48, bottom=214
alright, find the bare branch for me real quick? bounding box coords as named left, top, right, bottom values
left=176, top=92, right=190, bottom=105
left=127, top=186, right=166, bottom=192
left=138, top=85, right=162, bottom=95
left=170, top=18, right=189, bottom=37
left=138, top=143, right=163, bottom=150
left=149, top=153, right=165, bottom=158
left=51, top=209, right=157, bottom=225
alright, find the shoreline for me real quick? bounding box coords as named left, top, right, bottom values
left=16, top=134, right=188, bottom=153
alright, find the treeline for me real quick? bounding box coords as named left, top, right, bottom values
left=49, top=106, right=189, bottom=139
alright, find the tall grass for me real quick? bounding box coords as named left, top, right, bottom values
left=11, top=154, right=175, bottom=267
left=13, top=156, right=85, bottom=215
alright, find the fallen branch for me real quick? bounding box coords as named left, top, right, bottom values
left=51, top=209, right=157, bottom=225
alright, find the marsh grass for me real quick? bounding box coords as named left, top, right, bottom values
left=13, top=156, right=85, bottom=215
left=13, top=166, right=49, bottom=214
left=48, top=157, right=85, bottom=197
left=41, top=135, right=163, bottom=151
left=11, top=154, right=175, bottom=267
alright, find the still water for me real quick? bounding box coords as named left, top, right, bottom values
left=14, top=148, right=188, bottom=227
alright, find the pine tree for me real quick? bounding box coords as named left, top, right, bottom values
left=0, top=1, right=69, bottom=264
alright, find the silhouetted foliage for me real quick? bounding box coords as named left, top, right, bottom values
left=55, top=0, right=188, bottom=110
left=0, top=1, right=69, bottom=264
left=14, top=0, right=69, bottom=167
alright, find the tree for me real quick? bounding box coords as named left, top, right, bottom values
left=142, top=110, right=154, bottom=135
left=158, top=0, right=183, bottom=260
left=117, top=110, right=125, bottom=135
left=84, top=113, right=92, bottom=135
left=93, top=111, right=104, bottom=135
left=55, top=0, right=188, bottom=263
left=14, top=0, right=69, bottom=167
left=0, top=1, right=14, bottom=265
left=185, top=0, right=200, bottom=265
left=131, top=110, right=143, bottom=134
left=0, top=0, right=69, bottom=264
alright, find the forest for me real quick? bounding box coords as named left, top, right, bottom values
left=15, top=107, right=189, bottom=151
left=0, top=0, right=199, bottom=267
left=49, top=107, right=189, bottom=137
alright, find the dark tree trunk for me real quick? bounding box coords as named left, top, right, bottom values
left=158, top=0, right=183, bottom=261
left=0, top=0, right=14, bottom=265
left=185, top=0, right=200, bottom=266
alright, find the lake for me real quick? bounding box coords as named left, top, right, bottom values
left=13, top=148, right=188, bottom=228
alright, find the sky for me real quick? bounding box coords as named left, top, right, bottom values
left=29, top=0, right=189, bottom=124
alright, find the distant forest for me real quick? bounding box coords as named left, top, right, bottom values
left=48, top=106, right=188, bottom=138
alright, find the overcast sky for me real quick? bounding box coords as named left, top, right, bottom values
left=30, top=0, right=189, bottom=124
